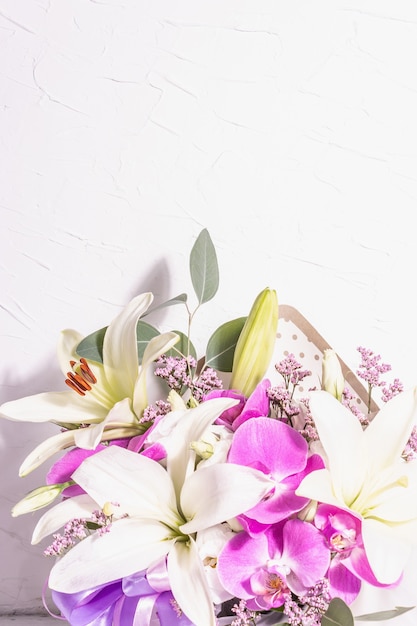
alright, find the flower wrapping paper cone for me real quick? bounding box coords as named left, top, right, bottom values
left=269, top=304, right=377, bottom=415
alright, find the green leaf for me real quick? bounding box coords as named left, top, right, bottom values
left=322, top=598, right=354, bottom=626
left=143, top=293, right=188, bottom=317
left=164, top=330, right=197, bottom=361
left=76, top=326, right=107, bottom=363
left=189, top=229, right=219, bottom=305
left=205, top=317, right=247, bottom=372
left=355, top=606, right=415, bottom=621
left=136, top=320, right=160, bottom=361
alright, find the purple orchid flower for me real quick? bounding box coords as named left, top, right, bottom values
left=206, top=379, right=271, bottom=431
left=217, top=519, right=330, bottom=610
left=314, top=504, right=400, bottom=604
left=227, top=416, right=324, bottom=530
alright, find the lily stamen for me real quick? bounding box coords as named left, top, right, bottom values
left=65, top=359, right=97, bottom=396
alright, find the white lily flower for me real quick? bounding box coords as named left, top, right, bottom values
left=0, top=293, right=179, bottom=472
left=35, top=398, right=274, bottom=626
left=296, top=388, right=417, bottom=584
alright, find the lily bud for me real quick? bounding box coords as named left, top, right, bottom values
left=190, top=440, right=214, bottom=459
left=322, top=349, right=345, bottom=401
left=167, top=389, right=187, bottom=411
left=11, top=482, right=72, bottom=517
left=229, top=288, right=279, bottom=397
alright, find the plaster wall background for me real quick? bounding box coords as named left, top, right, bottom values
left=1, top=0, right=417, bottom=622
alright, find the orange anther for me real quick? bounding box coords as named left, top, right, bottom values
left=65, top=358, right=97, bottom=396
left=79, top=358, right=97, bottom=384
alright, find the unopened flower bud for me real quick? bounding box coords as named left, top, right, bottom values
left=297, top=499, right=318, bottom=522
left=229, top=288, right=279, bottom=397
left=102, top=501, right=116, bottom=517
left=322, top=349, right=345, bottom=401
left=11, top=482, right=72, bottom=517
left=190, top=440, right=215, bottom=459
left=167, top=389, right=187, bottom=411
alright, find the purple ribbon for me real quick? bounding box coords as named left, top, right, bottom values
left=51, top=558, right=194, bottom=626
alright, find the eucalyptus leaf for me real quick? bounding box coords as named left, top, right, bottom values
left=322, top=598, right=354, bottom=626
left=163, top=330, right=197, bottom=361
left=355, top=606, right=415, bottom=621
left=189, top=229, right=219, bottom=305
left=76, top=321, right=160, bottom=364
left=143, top=293, right=188, bottom=317
left=76, top=326, right=107, bottom=363
left=205, top=317, right=247, bottom=372
left=136, top=320, right=160, bottom=361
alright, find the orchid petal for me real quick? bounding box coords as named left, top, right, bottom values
left=280, top=519, right=330, bottom=589
left=72, top=445, right=180, bottom=526
left=0, top=391, right=106, bottom=425
left=102, top=293, right=153, bottom=399
left=328, top=558, right=362, bottom=605
left=167, top=539, right=216, bottom=626
left=180, top=463, right=273, bottom=535
left=48, top=517, right=175, bottom=593
left=364, top=387, right=417, bottom=471
left=32, top=494, right=98, bottom=544
left=228, top=417, right=308, bottom=479
left=133, top=331, right=179, bottom=417
left=343, top=546, right=388, bottom=588
left=217, top=531, right=269, bottom=599
left=246, top=454, right=324, bottom=524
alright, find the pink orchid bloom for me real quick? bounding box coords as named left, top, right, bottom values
left=227, top=416, right=324, bottom=530
left=207, top=379, right=271, bottom=431
left=217, top=519, right=330, bottom=610
left=314, top=504, right=399, bottom=605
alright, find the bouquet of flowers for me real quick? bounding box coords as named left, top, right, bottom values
left=2, top=229, right=417, bottom=626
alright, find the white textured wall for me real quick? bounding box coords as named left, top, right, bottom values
left=1, top=0, right=417, bottom=620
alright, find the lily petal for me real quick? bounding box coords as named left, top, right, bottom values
left=72, top=445, right=180, bottom=525
left=32, top=494, right=98, bottom=544
left=73, top=398, right=136, bottom=449
left=48, top=517, right=175, bottom=593
left=57, top=329, right=84, bottom=375
left=363, top=465, right=417, bottom=522
left=296, top=468, right=342, bottom=508
left=165, top=398, right=239, bottom=498
left=180, top=463, right=274, bottom=535
left=132, top=331, right=179, bottom=417
left=167, top=539, right=216, bottom=626
left=308, top=391, right=368, bottom=505
left=364, top=387, right=417, bottom=472
left=0, top=391, right=106, bottom=425
left=102, top=293, right=153, bottom=399
left=361, top=518, right=411, bottom=584
left=19, top=429, right=79, bottom=477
